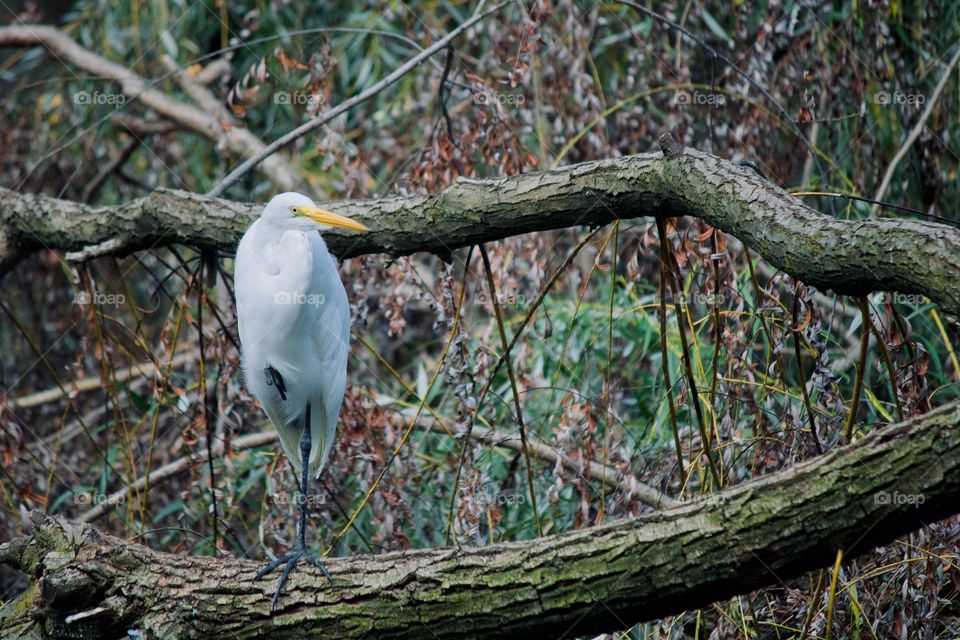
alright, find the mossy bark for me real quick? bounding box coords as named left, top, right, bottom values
left=2, top=403, right=958, bottom=639
left=2, top=139, right=958, bottom=314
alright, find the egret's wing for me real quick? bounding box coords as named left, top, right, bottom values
left=263, top=397, right=306, bottom=473
left=308, top=349, right=346, bottom=478
left=305, top=245, right=351, bottom=478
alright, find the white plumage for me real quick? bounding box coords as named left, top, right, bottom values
left=235, top=192, right=366, bottom=479
left=236, top=193, right=368, bottom=609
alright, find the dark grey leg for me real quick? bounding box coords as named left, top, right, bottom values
left=253, top=402, right=333, bottom=610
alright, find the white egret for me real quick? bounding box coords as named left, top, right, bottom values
left=235, top=192, right=369, bottom=609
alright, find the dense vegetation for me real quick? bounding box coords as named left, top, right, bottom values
left=1, top=1, right=958, bottom=637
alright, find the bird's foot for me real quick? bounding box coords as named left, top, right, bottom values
left=253, top=544, right=333, bottom=610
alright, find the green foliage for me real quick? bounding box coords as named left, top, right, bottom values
left=2, top=0, right=959, bottom=636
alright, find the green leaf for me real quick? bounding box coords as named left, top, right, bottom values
left=700, top=9, right=733, bottom=47
left=864, top=387, right=894, bottom=422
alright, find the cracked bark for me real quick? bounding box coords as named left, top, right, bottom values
left=1, top=403, right=958, bottom=639
left=2, top=141, right=958, bottom=318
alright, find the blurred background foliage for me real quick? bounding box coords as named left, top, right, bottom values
left=1, top=0, right=959, bottom=637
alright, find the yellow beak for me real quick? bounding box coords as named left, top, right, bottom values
left=297, top=206, right=370, bottom=232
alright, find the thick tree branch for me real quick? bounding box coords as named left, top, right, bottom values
left=2, top=141, right=959, bottom=316
left=2, top=402, right=958, bottom=639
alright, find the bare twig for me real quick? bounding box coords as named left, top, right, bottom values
left=446, top=228, right=603, bottom=542
left=110, top=115, right=177, bottom=136
left=657, top=216, right=721, bottom=488
left=82, top=138, right=141, bottom=203
left=871, top=45, right=960, bottom=214
left=79, top=409, right=677, bottom=525
left=160, top=55, right=231, bottom=120
left=206, top=3, right=506, bottom=197
left=0, top=25, right=304, bottom=192
left=421, top=419, right=677, bottom=509
left=657, top=236, right=686, bottom=483
left=479, top=244, right=542, bottom=536
left=193, top=59, right=231, bottom=86
left=9, top=351, right=193, bottom=411
left=844, top=297, right=872, bottom=441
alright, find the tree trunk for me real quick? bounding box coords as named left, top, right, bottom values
left=2, top=402, right=958, bottom=639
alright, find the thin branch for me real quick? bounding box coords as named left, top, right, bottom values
left=446, top=228, right=602, bottom=542
left=792, top=284, right=823, bottom=453
left=844, top=297, right=872, bottom=441
left=206, top=3, right=507, bottom=197
left=657, top=217, right=721, bottom=487
left=479, top=244, right=542, bottom=536
left=80, top=409, right=675, bottom=524
left=10, top=351, right=194, bottom=412
left=657, top=235, right=686, bottom=483
left=0, top=25, right=305, bottom=192
left=869, top=316, right=905, bottom=422
left=871, top=44, right=960, bottom=214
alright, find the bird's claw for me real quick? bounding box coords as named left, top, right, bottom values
left=253, top=544, right=333, bottom=610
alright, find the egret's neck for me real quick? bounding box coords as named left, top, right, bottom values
left=248, top=219, right=309, bottom=276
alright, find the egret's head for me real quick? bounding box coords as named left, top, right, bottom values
left=261, top=192, right=369, bottom=233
